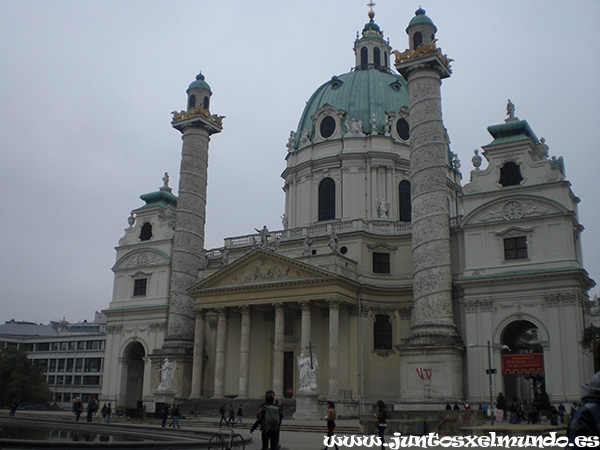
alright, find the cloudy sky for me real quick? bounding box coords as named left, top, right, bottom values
left=1, top=1, right=599, bottom=324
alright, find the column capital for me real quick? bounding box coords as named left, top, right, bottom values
left=299, top=300, right=311, bottom=311
left=195, top=309, right=205, bottom=319
left=208, top=316, right=218, bottom=330
left=273, top=302, right=285, bottom=313
left=240, top=304, right=251, bottom=316
left=327, top=298, right=341, bottom=310
left=216, top=307, right=228, bottom=318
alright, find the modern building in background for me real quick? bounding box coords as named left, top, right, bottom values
left=0, top=313, right=106, bottom=409
left=101, top=8, right=596, bottom=416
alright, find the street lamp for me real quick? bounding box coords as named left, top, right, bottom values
left=468, top=341, right=510, bottom=425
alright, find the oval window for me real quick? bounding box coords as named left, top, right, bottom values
left=396, top=118, right=410, bottom=140
left=320, top=116, right=336, bottom=138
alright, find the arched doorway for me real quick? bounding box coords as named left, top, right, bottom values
left=500, top=320, right=545, bottom=409
left=123, top=342, right=145, bottom=408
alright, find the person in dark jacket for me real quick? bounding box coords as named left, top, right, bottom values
left=161, top=403, right=170, bottom=428
left=250, top=391, right=282, bottom=450
left=374, top=400, right=387, bottom=449
left=567, top=372, right=600, bottom=448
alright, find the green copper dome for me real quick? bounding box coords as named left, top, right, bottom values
left=295, top=69, right=409, bottom=143
left=187, top=72, right=211, bottom=93
left=407, top=8, right=437, bottom=32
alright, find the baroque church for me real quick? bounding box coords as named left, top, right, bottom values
left=101, top=8, right=595, bottom=417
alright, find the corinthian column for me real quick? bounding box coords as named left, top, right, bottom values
left=238, top=305, right=251, bottom=399
left=272, top=303, right=284, bottom=397
left=327, top=299, right=340, bottom=398
left=299, top=300, right=311, bottom=357
left=212, top=308, right=227, bottom=398
left=190, top=310, right=205, bottom=398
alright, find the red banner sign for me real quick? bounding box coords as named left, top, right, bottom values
left=502, top=353, right=544, bottom=374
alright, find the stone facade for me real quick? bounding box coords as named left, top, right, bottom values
left=100, top=8, right=595, bottom=415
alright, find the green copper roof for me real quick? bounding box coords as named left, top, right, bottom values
left=362, top=19, right=383, bottom=39
left=486, top=120, right=539, bottom=146
left=295, top=69, right=409, bottom=144
left=407, top=8, right=437, bottom=32
left=187, top=72, right=211, bottom=93
left=139, top=186, right=178, bottom=209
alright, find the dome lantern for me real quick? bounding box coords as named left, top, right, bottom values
left=353, top=3, right=392, bottom=71
left=186, top=72, right=212, bottom=111
left=406, top=7, right=437, bottom=50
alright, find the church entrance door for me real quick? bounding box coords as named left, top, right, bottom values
left=284, top=351, right=294, bottom=398
left=123, top=342, right=145, bottom=408
left=500, top=320, right=545, bottom=417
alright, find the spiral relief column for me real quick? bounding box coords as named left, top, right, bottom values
left=394, top=8, right=463, bottom=403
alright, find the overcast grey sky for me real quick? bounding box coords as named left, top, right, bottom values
left=1, top=1, right=598, bottom=324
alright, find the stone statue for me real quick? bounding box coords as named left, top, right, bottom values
left=255, top=226, right=270, bottom=247
left=157, top=358, right=177, bottom=391
left=221, top=247, right=229, bottom=266
left=281, top=213, right=288, bottom=229
left=328, top=229, right=339, bottom=254
left=286, top=131, right=296, bottom=152
left=302, top=235, right=313, bottom=256
left=506, top=98, right=515, bottom=119
left=383, top=116, right=392, bottom=136
left=198, top=249, right=208, bottom=270
left=376, top=199, right=390, bottom=219
left=300, top=130, right=311, bottom=146
left=162, top=172, right=170, bottom=189
left=370, top=114, right=378, bottom=134
left=297, top=353, right=318, bottom=392
left=471, top=149, right=482, bottom=170
left=127, top=211, right=135, bottom=229
left=345, top=118, right=364, bottom=136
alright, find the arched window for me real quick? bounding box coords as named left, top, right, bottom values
left=384, top=52, right=388, bottom=68
left=499, top=161, right=523, bottom=187
left=360, top=47, right=368, bottom=70
left=413, top=32, right=423, bottom=49
left=374, top=315, right=392, bottom=350
left=203, top=96, right=210, bottom=110
left=399, top=180, right=411, bottom=222
left=318, top=178, right=336, bottom=221
left=374, top=47, right=381, bottom=69
left=187, top=95, right=196, bottom=109
left=139, top=222, right=153, bottom=241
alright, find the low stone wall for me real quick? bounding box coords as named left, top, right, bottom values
left=360, top=410, right=483, bottom=436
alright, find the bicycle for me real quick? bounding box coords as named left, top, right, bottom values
left=208, top=422, right=245, bottom=450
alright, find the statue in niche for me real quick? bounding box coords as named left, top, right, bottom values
left=297, top=353, right=318, bottom=392
left=376, top=199, right=390, bottom=219
left=157, top=358, right=177, bottom=391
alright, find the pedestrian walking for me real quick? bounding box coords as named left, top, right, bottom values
left=161, top=403, right=170, bottom=428
left=236, top=404, right=244, bottom=424
left=101, top=403, right=108, bottom=423
left=9, top=397, right=19, bottom=417
left=87, top=396, right=98, bottom=423
left=374, top=400, right=387, bottom=449
left=228, top=403, right=235, bottom=423
left=169, top=404, right=181, bottom=428
left=73, top=397, right=83, bottom=421
left=219, top=403, right=227, bottom=426
left=322, top=401, right=338, bottom=450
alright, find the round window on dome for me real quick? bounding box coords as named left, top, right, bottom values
left=396, top=118, right=410, bottom=140
left=320, top=116, right=336, bottom=139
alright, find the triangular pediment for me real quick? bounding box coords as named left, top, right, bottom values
left=189, top=248, right=339, bottom=294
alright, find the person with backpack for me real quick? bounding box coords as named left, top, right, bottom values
left=250, top=390, right=282, bottom=450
